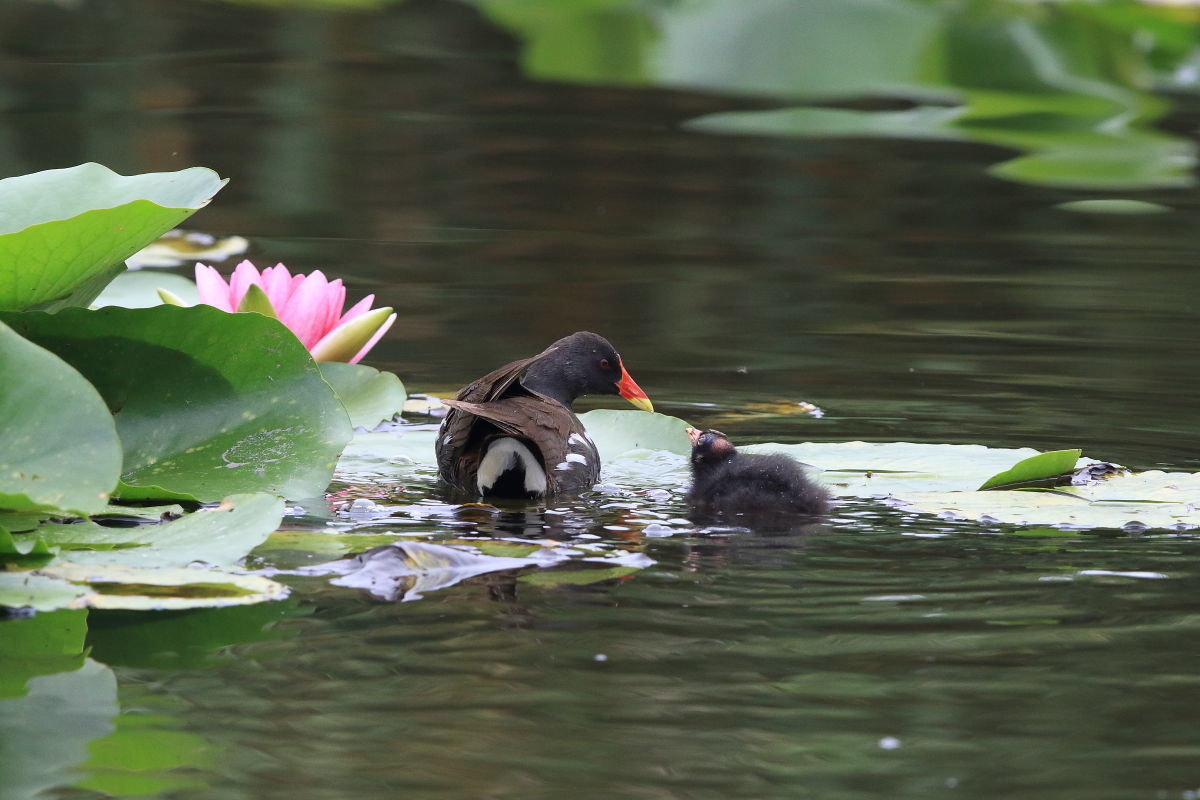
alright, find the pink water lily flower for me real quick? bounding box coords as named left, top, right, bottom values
left=183, top=260, right=396, bottom=364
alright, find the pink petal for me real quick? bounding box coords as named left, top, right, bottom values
left=323, top=279, right=347, bottom=337
left=350, top=311, right=396, bottom=364
left=261, top=264, right=297, bottom=308
left=227, top=260, right=263, bottom=310
left=278, top=270, right=336, bottom=347
left=195, top=263, right=233, bottom=312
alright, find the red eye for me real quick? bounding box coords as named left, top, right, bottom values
left=599, top=358, right=610, bottom=370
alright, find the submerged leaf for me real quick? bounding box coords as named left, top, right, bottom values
left=297, top=540, right=563, bottom=602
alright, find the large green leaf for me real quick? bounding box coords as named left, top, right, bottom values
left=319, top=362, right=407, bottom=429
left=1, top=305, right=354, bottom=501
left=0, top=320, right=121, bottom=515
left=0, top=164, right=227, bottom=311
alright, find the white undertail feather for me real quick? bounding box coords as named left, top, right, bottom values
left=477, top=438, right=548, bottom=495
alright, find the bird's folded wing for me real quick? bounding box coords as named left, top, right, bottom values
left=440, top=396, right=573, bottom=464
left=453, top=344, right=559, bottom=403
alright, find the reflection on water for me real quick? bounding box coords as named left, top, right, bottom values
left=3, top=0, right=1200, bottom=798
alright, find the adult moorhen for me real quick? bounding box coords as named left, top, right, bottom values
left=436, top=332, right=653, bottom=498
left=685, top=428, right=830, bottom=522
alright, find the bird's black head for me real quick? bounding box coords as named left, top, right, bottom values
left=523, top=331, right=652, bottom=411
left=687, top=428, right=737, bottom=466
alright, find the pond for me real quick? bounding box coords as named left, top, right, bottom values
left=4, top=1, right=1200, bottom=798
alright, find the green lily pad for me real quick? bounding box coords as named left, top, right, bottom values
left=34, top=493, right=284, bottom=568
left=979, top=449, right=1083, bottom=490
left=319, top=362, right=407, bottom=429
left=0, top=528, right=54, bottom=566
left=0, top=164, right=227, bottom=312
left=92, top=269, right=200, bottom=309
left=0, top=320, right=122, bottom=515
left=743, top=441, right=1054, bottom=496
left=335, top=428, right=441, bottom=480
left=2, top=305, right=354, bottom=502
left=32, top=563, right=290, bottom=611
left=0, top=572, right=90, bottom=612
left=579, top=409, right=692, bottom=459
left=897, top=469, right=1200, bottom=530
left=0, top=511, right=51, bottom=534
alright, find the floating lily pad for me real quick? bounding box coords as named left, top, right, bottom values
left=0, top=320, right=121, bottom=515
left=34, top=493, right=284, bottom=569
left=32, top=564, right=289, bottom=611
left=319, top=362, right=407, bottom=429
left=0, top=164, right=226, bottom=312
left=335, top=428, right=440, bottom=480
left=0, top=528, right=53, bottom=566
left=743, top=441, right=1057, bottom=496
left=92, top=269, right=200, bottom=309
left=0, top=572, right=91, bottom=613
left=2, top=305, right=353, bottom=502
left=579, top=409, right=692, bottom=459
left=896, top=469, right=1200, bottom=530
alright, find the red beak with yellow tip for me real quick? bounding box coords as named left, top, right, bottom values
left=616, top=358, right=654, bottom=413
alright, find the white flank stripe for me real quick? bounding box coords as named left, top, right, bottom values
left=565, top=453, right=588, bottom=464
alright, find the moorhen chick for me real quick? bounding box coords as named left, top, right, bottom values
left=436, top=332, right=653, bottom=498
left=685, top=428, right=830, bottom=522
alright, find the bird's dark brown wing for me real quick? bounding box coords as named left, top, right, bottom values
left=452, top=344, right=559, bottom=404
left=437, top=345, right=562, bottom=492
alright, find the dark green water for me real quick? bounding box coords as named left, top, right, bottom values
left=4, top=1, right=1200, bottom=798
